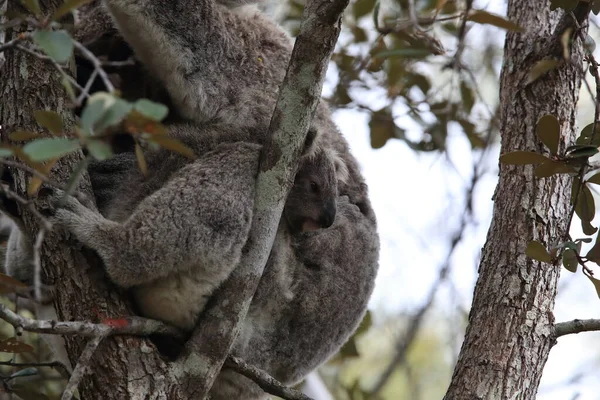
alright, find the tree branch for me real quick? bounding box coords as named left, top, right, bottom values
left=61, top=335, right=104, bottom=400
left=0, top=303, right=313, bottom=400
left=176, top=0, right=351, bottom=395
left=224, top=356, right=313, bottom=400
left=554, top=319, right=600, bottom=338
left=0, top=303, right=185, bottom=340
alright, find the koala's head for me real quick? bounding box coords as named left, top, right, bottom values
left=283, top=148, right=349, bottom=233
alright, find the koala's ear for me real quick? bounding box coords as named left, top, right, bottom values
left=331, top=150, right=349, bottom=184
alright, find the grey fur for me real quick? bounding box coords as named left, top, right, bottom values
left=48, top=128, right=341, bottom=330
left=3, top=0, right=380, bottom=397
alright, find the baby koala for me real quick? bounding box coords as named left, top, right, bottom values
left=46, top=140, right=345, bottom=331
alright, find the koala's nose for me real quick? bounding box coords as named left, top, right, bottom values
left=319, top=200, right=337, bottom=228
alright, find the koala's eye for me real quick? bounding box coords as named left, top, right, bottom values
left=310, top=181, right=319, bottom=193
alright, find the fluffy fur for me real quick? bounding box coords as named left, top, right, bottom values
left=3, top=0, right=380, bottom=397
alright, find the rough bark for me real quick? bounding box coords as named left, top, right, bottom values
left=0, top=1, right=181, bottom=398
left=444, top=2, right=587, bottom=399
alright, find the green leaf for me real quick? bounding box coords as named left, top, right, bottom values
left=375, top=49, right=431, bottom=59
left=593, top=0, right=600, bottom=15
left=588, top=173, right=600, bottom=186
left=562, top=249, right=578, bottom=273
left=585, top=34, right=597, bottom=53
left=586, top=274, right=600, bottom=299
left=0, top=273, right=28, bottom=294
left=567, top=145, right=599, bottom=159
left=575, top=184, right=595, bottom=223
left=460, top=81, right=475, bottom=113
left=351, top=26, right=368, bottom=43
left=582, top=219, right=598, bottom=236
left=525, top=240, right=552, bottom=263
left=372, top=1, right=380, bottom=29
left=81, top=93, right=132, bottom=135
left=135, top=143, right=148, bottom=176
left=526, top=59, right=561, bottom=85
left=52, top=0, right=92, bottom=21
left=576, top=123, right=600, bottom=146
left=22, top=138, right=80, bottom=162
left=536, top=115, right=560, bottom=154
left=20, top=0, right=41, bottom=15
left=499, top=151, right=550, bottom=165
left=352, top=0, right=375, bottom=20
left=534, top=161, right=575, bottom=178
left=10, top=367, right=39, bottom=379
left=550, top=0, right=579, bottom=11
left=134, top=99, right=169, bottom=122
left=368, top=109, right=400, bottom=149
left=0, top=337, right=34, bottom=353
left=9, top=131, right=39, bottom=141
left=354, top=311, right=373, bottom=336
left=0, top=147, right=14, bottom=157
left=339, top=337, right=360, bottom=358
left=63, top=157, right=90, bottom=199
left=32, top=30, right=73, bottom=63
left=148, top=136, right=195, bottom=159
left=61, top=75, right=76, bottom=102
left=586, top=237, right=600, bottom=263
left=86, top=139, right=113, bottom=161
left=33, top=110, right=63, bottom=135
left=467, top=11, right=523, bottom=32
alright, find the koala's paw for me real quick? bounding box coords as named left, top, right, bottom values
left=38, top=188, right=89, bottom=223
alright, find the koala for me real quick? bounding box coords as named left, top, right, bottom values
left=3, top=0, right=380, bottom=397
left=41, top=132, right=376, bottom=399
left=45, top=128, right=340, bottom=329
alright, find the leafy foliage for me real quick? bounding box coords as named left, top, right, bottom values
left=500, top=112, right=600, bottom=298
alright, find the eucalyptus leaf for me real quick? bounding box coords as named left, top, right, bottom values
left=499, top=151, right=550, bottom=165
left=525, top=241, right=552, bottom=263
left=32, top=30, right=73, bottom=63
left=22, top=138, right=80, bottom=162
left=562, top=249, right=578, bottom=273
left=536, top=115, right=560, bottom=154
left=467, top=11, right=523, bottom=32
left=526, top=59, right=561, bottom=85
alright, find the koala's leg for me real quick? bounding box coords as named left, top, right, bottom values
left=3, top=218, right=34, bottom=285
left=50, top=142, right=260, bottom=289
left=102, top=0, right=290, bottom=124
left=87, top=152, right=137, bottom=215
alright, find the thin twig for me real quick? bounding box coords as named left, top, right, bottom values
left=0, top=33, right=28, bottom=53
left=61, top=335, right=103, bottom=400
left=0, top=304, right=185, bottom=340
left=0, top=183, right=51, bottom=229
left=72, top=40, right=115, bottom=92
left=32, top=228, right=46, bottom=303
left=225, top=356, right=313, bottom=400
left=75, top=68, right=98, bottom=106
left=0, top=159, right=63, bottom=190
left=0, top=360, right=71, bottom=379
left=554, top=319, right=600, bottom=338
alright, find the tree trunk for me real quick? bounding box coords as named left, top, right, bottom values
left=0, top=1, right=181, bottom=398
left=444, top=2, right=586, bottom=399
